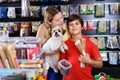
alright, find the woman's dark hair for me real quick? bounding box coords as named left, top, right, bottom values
left=66, top=14, right=84, bottom=29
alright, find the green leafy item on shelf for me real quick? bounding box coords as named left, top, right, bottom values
left=97, top=21, right=107, bottom=34
left=86, top=4, right=94, bottom=14
left=94, top=4, right=105, bottom=17
left=94, top=72, right=111, bottom=80
left=80, top=4, right=87, bottom=14
left=97, top=37, right=106, bottom=50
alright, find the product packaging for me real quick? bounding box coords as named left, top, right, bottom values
left=94, top=3, right=105, bottom=17
left=75, top=39, right=86, bottom=68
left=94, top=72, right=111, bottom=80
left=97, top=37, right=106, bottom=50
left=80, top=4, right=87, bottom=14
left=4, top=43, right=19, bottom=68
left=59, top=59, right=72, bottom=76
left=69, top=4, right=79, bottom=15
left=97, top=21, right=107, bottom=34
left=0, top=44, right=10, bottom=68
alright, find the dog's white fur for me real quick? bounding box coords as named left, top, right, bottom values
left=42, top=26, right=68, bottom=53
left=36, top=26, right=68, bottom=73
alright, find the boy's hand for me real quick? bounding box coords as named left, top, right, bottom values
left=78, top=54, right=91, bottom=64
left=75, top=38, right=86, bottom=53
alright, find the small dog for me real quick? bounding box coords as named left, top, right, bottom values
left=36, top=26, right=68, bottom=73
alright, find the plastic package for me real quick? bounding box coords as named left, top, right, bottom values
left=69, top=4, right=79, bottom=15
left=60, top=5, right=69, bottom=18
left=59, top=59, right=72, bottom=76
left=21, top=0, right=30, bottom=17
left=60, top=0, right=69, bottom=2
left=94, top=3, right=105, bottom=17
left=97, top=21, right=107, bottom=34
left=7, top=7, right=16, bottom=19
left=109, top=52, right=118, bottom=65
left=0, top=7, right=7, bottom=18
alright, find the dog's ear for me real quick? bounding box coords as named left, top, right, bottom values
left=62, top=28, right=66, bottom=35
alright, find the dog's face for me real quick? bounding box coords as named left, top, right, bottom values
left=51, top=26, right=63, bottom=38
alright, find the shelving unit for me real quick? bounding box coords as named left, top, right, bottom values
left=0, top=0, right=120, bottom=78
left=76, top=0, right=120, bottom=78
left=0, top=1, right=71, bottom=22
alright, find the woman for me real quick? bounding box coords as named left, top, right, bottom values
left=37, top=6, right=64, bottom=46
left=36, top=6, right=66, bottom=80
left=60, top=14, right=103, bottom=80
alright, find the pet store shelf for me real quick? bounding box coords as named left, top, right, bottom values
left=30, top=1, right=72, bottom=6
left=0, top=0, right=120, bottom=78
left=92, top=66, right=120, bottom=78
left=0, top=2, right=20, bottom=7
left=72, top=0, right=120, bottom=4
left=0, top=17, right=42, bottom=22
left=80, top=15, right=120, bottom=21
left=86, top=35, right=120, bottom=37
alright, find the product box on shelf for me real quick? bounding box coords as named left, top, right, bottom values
left=0, top=69, right=36, bottom=80
left=0, top=37, right=41, bottom=60
left=0, top=37, right=43, bottom=79
left=18, top=59, right=44, bottom=75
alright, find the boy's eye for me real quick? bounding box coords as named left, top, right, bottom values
left=69, top=23, right=73, bottom=27
left=69, top=24, right=74, bottom=28
left=76, top=22, right=80, bottom=25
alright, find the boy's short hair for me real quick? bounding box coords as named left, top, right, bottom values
left=66, top=14, right=84, bottom=29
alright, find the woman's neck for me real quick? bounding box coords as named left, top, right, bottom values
left=43, top=23, right=52, bottom=31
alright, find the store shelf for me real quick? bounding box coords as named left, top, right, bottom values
left=72, top=0, right=120, bottom=4
left=30, top=1, right=72, bottom=6
left=80, top=15, right=120, bottom=21
left=0, top=1, right=72, bottom=6
left=92, top=67, right=120, bottom=78
left=86, top=34, right=120, bottom=37
left=0, top=2, right=20, bottom=7
left=0, top=17, right=43, bottom=22
left=92, top=62, right=120, bottom=78
left=0, top=0, right=120, bottom=78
